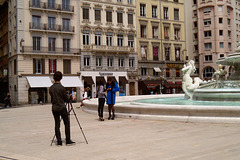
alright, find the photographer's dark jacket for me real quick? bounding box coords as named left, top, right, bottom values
left=49, top=83, right=69, bottom=112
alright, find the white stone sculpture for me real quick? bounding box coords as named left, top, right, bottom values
left=182, top=60, right=203, bottom=99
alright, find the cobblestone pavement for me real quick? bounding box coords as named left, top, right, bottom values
left=0, top=103, right=240, bottom=160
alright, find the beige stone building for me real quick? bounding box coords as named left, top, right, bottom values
left=185, top=0, right=237, bottom=80
left=136, top=0, right=186, bottom=95
left=79, top=0, right=138, bottom=96
left=8, top=0, right=82, bottom=104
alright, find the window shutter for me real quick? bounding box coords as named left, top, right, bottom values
left=42, top=59, right=45, bottom=74
left=33, top=59, right=36, bottom=74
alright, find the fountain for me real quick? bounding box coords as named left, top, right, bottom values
left=83, top=47, right=240, bottom=123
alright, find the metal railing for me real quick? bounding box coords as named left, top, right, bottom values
left=22, top=46, right=80, bottom=55
left=29, top=23, right=74, bottom=33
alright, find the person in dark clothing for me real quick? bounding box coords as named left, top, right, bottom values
left=106, top=77, right=119, bottom=120
left=97, top=81, right=105, bottom=121
left=49, top=71, right=75, bottom=146
left=4, top=92, right=12, bottom=108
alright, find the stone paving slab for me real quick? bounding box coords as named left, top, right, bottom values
left=0, top=103, right=240, bottom=160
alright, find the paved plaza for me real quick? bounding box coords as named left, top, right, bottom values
left=0, top=103, right=240, bottom=160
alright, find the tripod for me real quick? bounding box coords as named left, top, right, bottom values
left=50, top=102, right=88, bottom=146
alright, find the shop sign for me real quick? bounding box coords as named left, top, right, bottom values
left=167, top=64, right=181, bottom=68
left=99, top=72, right=113, bottom=76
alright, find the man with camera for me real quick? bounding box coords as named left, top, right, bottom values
left=49, top=71, right=75, bottom=146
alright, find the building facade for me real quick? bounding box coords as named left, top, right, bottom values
left=0, top=0, right=8, bottom=103
left=136, top=0, right=186, bottom=95
left=185, top=0, right=235, bottom=81
left=8, top=0, right=82, bottom=104
left=80, top=0, right=138, bottom=97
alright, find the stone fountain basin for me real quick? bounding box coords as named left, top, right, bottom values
left=82, top=94, right=240, bottom=124
left=193, top=88, right=240, bottom=101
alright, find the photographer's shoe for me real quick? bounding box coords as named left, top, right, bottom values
left=66, top=140, right=76, bottom=146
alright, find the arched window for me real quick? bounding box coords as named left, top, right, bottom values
left=203, top=67, right=215, bottom=78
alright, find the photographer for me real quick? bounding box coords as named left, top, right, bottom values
left=49, top=71, right=75, bottom=146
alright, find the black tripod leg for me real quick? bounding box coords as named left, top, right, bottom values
left=50, top=117, right=62, bottom=146
left=70, top=104, right=88, bottom=144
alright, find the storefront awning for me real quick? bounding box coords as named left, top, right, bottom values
left=153, top=67, right=161, bottom=72
left=26, top=76, right=52, bottom=88
left=119, top=76, right=128, bottom=84
left=96, top=76, right=106, bottom=84
left=61, top=76, right=83, bottom=87
left=82, top=76, right=94, bottom=85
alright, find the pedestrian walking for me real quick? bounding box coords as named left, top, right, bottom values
left=97, top=81, right=105, bottom=121
left=4, top=92, right=12, bottom=108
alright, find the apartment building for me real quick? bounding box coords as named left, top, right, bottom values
left=79, top=0, right=138, bottom=96
left=185, top=0, right=235, bottom=80
left=137, top=0, right=186, bottom=95
left=0, top=0, right=8, bottom=102
left=8, top=0, right=82, bottom=104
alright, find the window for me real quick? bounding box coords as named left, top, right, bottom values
left=117, top=0, right=122, bottom=2
left=203, top=67, right=215, bottom=78
left=106, top=33, right=113, bottom=46
left=152, top=6, right=157, bottom=18
left=48, top=17, right=56, bottom=30
left=205, top=55, right=212, bottom=61
left=62, top=18, right=70, bottom=31
left=164, top=27, right=169, bottom=39
left=84, top=56, right=90, bottom=66
left=32, top=16, right=41, bottom=29
left=193, top=10, right=197, bottom=17
left=204, top=31, right=211, bottom=37
left=129, top=58, right=134, bottom=67
left=219, top=30, right=223, bottom=36
left=118, top=57, right=124, bottom=67
left=48, top=0, right=55, bottom=9
left=228, top=42, right=232, bottom=50
left=175, top=48, right=180, bottom=61
left=83, top=8, right=89, bottom=20
left=141, top=46, right=147, bottom=59
left=204, top=43, right=212, bottom=50
left=128, top=34, right=134, bottom=48
left=141, top=67, right=147, bottom=76
left=107, top=57, right=113, bottom=67
left=204, top=19, right=211, bottom=25
left=83, top=31, right=90, bottom=45
left=219, top=18, right=223, bottom=24
left=48, top=38, right=56, bottom=51
left=153, top=69, right=159, bottom=76
left=163, top=7, right=169, bottom=19
left=14, top=59, right=17, bottom=75
left=49, top=59, right=56, bottom=74
left=95, top=9, right=101, bottom=21
left=193, top=21, right=197, bottom=28
left=203, top=7, right=211, bottom=14
left=227, top=18, right=231, bottom=25
left=174, top=0, right=178, bottom=2
left=33, top=59, right=44, bottom=74
left=106, top=11, right=112, bottom=22
left=228, top=30, right=231, bottom=38
left=152, top=26, right=158, bottom=39
left=95, top=32, right=101, bottom=46
left=96, top=57, right=102, bottom=67
left=117, top=34, right=124, bottom=46
left=62, top=0, right=70, bottom=11
left=220, top=42, right=224, bottom=48
left=128, top=13, right=133, bottom=25
left=165, top=47, right=170, bottom=61
left=33, top=37, right=41, bottom=51
left=117, top=12, right=123, bottom=24
left=166, top=68, right=170, bottom=77
left=176, top=69, right=180, bottom=77
left=174, top=28, right=180, bottom=40
left=140, top=4, right=146, bottom=17
left=63, top=59, right=71, bottom=74
left=194, top=45, right=198, bottom=51
left=194, top=33, right=198, bottom=39
left=32, top=0, right=41, bottom=7
left=153, top=46, right=159, bottom=61
left=174, top=8, right=179, bottom=21
left=141, top=25, right=146, bottom=38
left=128, top=0, right=132, bottom=4
left=63, top=39, right=70, bottom=52
left=193, top=0, right=197, bottom=4
left=227, top=7, right=230, bottom=14
left=218, top=6, right=223, bottom=12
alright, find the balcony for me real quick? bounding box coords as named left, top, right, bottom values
left=21, top=46, right=80, bottom=55
left=29, top=1, right=74, bottom=14
left=29, top=23, right=74, bottom=34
